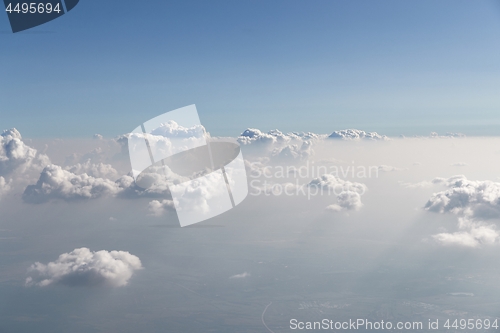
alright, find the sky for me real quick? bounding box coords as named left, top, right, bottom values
left=1, top=0, right=500, bottom=138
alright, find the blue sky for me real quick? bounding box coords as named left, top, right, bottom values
left=1, top=0, right=500, bottom=137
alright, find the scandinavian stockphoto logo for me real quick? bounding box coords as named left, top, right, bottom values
left=3, top=0, right=79, bottom=33
left=128, top=105, right=248, bottom=227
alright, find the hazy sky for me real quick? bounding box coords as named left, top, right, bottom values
left=1, top=0, right=500, bottom=137
left=3, top=128, right=500, bottom=332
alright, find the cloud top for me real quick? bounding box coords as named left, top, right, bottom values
left=328, top=129, right=389, bottom=141
left=424, top=175, right=500, bottom=247
left=425, top=175, right=500, bottom=220
left=23, top=165, right=123, bottom=203
left=0, top=128, right=49, bottom=176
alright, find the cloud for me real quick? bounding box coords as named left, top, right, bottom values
left=0, top=176, right=12, bottom=198
left=150, top=120, right=205, bottom=138
left=23, top=162, right=183, bottom=203
left=271, top=141, right=314, bottom=161
left=445, top=132, right=466, bottom=138
left=306, top=174, right=367, bottom=212
left=238, top=128, right=324, bottom=147
left=327, top=191, right=363, bottom=212
left=424, top=175, right=500, bottom=247
left=148, top=199, right=175, bottom=216
left=65, top=160, right=119, bottom=180
left=451, top=162, right=467, bottom=167
left=169, top=171, right=229, bottom=214
left=93, top=134, right=103, bottom=140
left=429, top=132, right=466, bottom=138
left=23, top=165, right=123, bottom=203
left=26, top=248, right=142, bottom=287
left=328, top=129, right=389, bottom=141
left=117, top=164, right=188, bottom=199
left=338, top=191, right=363, bottom=210
left=432, top=218, right=499, bottom=247
left=229, top=272, right=250, bottom=279
left=424, top=175, right=500, bottom=220
left=81, top=147, right=107, bottom=163
left=144, top=121, right=207, bottom=160
left=0, top=128, right=50, bottom=176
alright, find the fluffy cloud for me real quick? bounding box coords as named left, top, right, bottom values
left=0, top=128, right=49, bottom=176
left=26, top=248, right=142, bottom=287
left=238, top=128, right=324, bottom=146
left=424, top=175, right=500, bottom=220
left=144, top=121, right=208, bottom=162
left=326, top=191, right=363, bottom=212
left=149, top=120, right=205, bottom=138
left=432, top=217, right=499, bottom=248
left=0, top=176, right=12, bottom=198
left=23, top=165, right=123, bottom=203
left=306, top=174, right=367, bottom=212
left=169, top=171, right=228, bottom=214
left=65, top=160, right=119, bottom=180
left=328, top=129, right=389, bottom=141
left=23, top=162, right=183, bottom=203
left=424, top=175, right=500, bottom=247
left=148, top=199, right=175, bottom=216
left=430, top=132, right=466, bottom=138
left=271, top=141, right=314, bottom=161
left=118, top=164, right=188, bottom=199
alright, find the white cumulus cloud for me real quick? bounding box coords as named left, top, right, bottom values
left=65, top=160, right=119, bottom=180
left=306, top=174, right=367, bottom=212
left=424, top=175, right=500, bottom=220
left=328, top=129, right=389, bottom=141
left=0, top=128, right=50, bottom=176
left=432, top=218, right=499, bottom=248
left=238, top=128, right=324, bottom=147
left=23, top=165, right=123, bottom=203
left=26, top=248, right=142, bottom=287
left=424, top=175, right=500, bottom=247
left=148, top=199, right=175, bottom=216
left=0, top=176, right=12, bottom=199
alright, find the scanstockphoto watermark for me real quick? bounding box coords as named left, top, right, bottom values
left=290, top=318, right=424, bottom=330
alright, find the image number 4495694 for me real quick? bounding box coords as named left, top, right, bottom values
left=6, top=2, right=63, bottom=14
left=3, top=0, right=79, bottom=33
